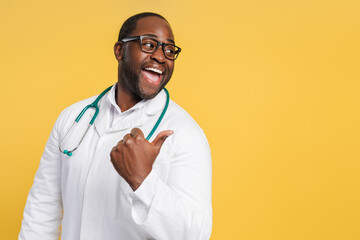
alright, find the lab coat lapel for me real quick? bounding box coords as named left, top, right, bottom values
left=93, top=91, right=144, bottom=135
left=93, top=94, right=111, bottom=137
left=143, top=89, right=167, bottom=116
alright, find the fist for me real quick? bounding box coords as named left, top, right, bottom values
left=110, top=128, right=174, bottom=191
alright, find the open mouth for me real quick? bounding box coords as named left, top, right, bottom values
left=142, top=67, right=163, bottom=85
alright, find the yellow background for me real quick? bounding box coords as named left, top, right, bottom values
left=1, top=0, right=359, bottom=239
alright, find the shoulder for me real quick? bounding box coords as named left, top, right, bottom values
left=166, top=99, right=204, bottom=134
left=161, top=99, right=211, bottom=162
left=163, top=99, right=210, bottom=150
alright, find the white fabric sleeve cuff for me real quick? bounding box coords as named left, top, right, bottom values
left=129, top=169, right=158, bottom=223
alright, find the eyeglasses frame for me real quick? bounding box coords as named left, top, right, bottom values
left=120, top=35, right=181, bottom=61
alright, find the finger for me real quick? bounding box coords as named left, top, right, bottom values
left=110, top=146, right=117, bottom=159
left=110, top=146, right=117, bottom=163
left=151, top=130, right=174, bottom=150
left=112, top=145, right=118, bottom=153
left=110, top=145, right=123, bottom=164
left=130, top=128, right=145, bottom=141
left=116, top=139, right=124, bottom=150
left=122, top=133, right=133, bottom=146
left=114, top=142, right=124, bottom=154
left=116, top=139, right=123, bottom=147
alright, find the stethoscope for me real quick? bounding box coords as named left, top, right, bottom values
left=59, top=86, right=170, bottom=156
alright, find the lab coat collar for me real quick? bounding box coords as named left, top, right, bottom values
left=106, top=83, right=147, bottom=115
left=143, top=89, right=167, bottom=116
left=93, top=84, right=167, bottom=136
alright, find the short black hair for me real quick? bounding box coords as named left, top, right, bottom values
left=117, top=12, right=168, bottom=41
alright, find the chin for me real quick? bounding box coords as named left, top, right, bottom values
left=137, top=79, right=166, bottom=100
left=138, top=86, right=162, bottom=100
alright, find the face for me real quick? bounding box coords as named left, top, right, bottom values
left=115, top=16, right=175, bottom=100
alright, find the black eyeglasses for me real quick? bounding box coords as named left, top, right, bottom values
left=121, top=35, right=181, bottom=61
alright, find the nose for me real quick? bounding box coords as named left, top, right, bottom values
left=150, top=44, right=166, bottom=63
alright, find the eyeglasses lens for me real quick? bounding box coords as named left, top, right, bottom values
left=141, top=37, right=179, bottom=60
left=164, top=45, right=177, bottom=60
left=141, top=38, right=157, bottom=53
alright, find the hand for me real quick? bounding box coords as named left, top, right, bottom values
left=110, top=128, right=174, bottom=191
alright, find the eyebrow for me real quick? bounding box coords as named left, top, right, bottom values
left=144, top=34, right=175, bottom=44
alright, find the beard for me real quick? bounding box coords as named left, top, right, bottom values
left=120, top=59, right=170, bottom=100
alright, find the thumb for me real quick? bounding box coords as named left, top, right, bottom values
left=151, top=130, right=174, bottom=150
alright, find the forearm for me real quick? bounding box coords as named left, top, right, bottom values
left=127, top=129, right=213, bottom=240
left=129, top=170, right=212, bottom=240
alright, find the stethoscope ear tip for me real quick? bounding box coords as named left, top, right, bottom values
left=63, top=150, right=73, bottom=157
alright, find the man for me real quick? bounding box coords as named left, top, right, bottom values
left=19, top=12, right=212, bottom=240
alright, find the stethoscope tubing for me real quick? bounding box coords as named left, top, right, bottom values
left=59, top=86, right=169, bottom=156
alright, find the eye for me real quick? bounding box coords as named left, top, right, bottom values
left=143, top=42, right=154, bottom=48
left=165, top=49, right=174, bottom=54
left=164, top=45, right=177, bottom=57
left=141, top=38, right=157, bottom=52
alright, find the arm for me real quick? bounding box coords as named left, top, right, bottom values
left=112, top=129, right=212, bottom=240
left=19, top=118, right=63, bottom=240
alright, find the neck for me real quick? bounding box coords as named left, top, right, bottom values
left=115, top=82, right=142, bottom=112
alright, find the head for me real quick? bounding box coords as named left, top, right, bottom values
left=114, top=12, right=178, bottom=100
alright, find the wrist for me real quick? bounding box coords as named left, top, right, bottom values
left=128, top=169, right=152, bottom=191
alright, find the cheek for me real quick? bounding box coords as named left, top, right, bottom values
left=127, top=55, right=149, bottom=72
left=167, top=63, right=175, bottom=77
left=123, top=45, right=143, bottom=65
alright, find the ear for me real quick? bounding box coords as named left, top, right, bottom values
left=113, top=41, right=123, bottom=61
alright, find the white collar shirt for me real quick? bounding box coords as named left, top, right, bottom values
left=19, top=83, right=212, bottom=240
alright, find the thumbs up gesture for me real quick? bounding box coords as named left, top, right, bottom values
left=110, top=128, right=174, bottom=191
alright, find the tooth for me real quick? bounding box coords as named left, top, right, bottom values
left=145, top=67, right=162, bottom=74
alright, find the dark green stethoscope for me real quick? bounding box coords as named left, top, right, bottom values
left=59, top=86, right=170, bottom=156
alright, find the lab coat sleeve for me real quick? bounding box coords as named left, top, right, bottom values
left=128, top=129, right=212, bottom=240
left=19, top=116, right=63, bottom=239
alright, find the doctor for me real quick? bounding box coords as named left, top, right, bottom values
left=19, top=12, right=212, bottom=240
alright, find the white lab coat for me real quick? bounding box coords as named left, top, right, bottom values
left=19, top=85, right=212, bottom=240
